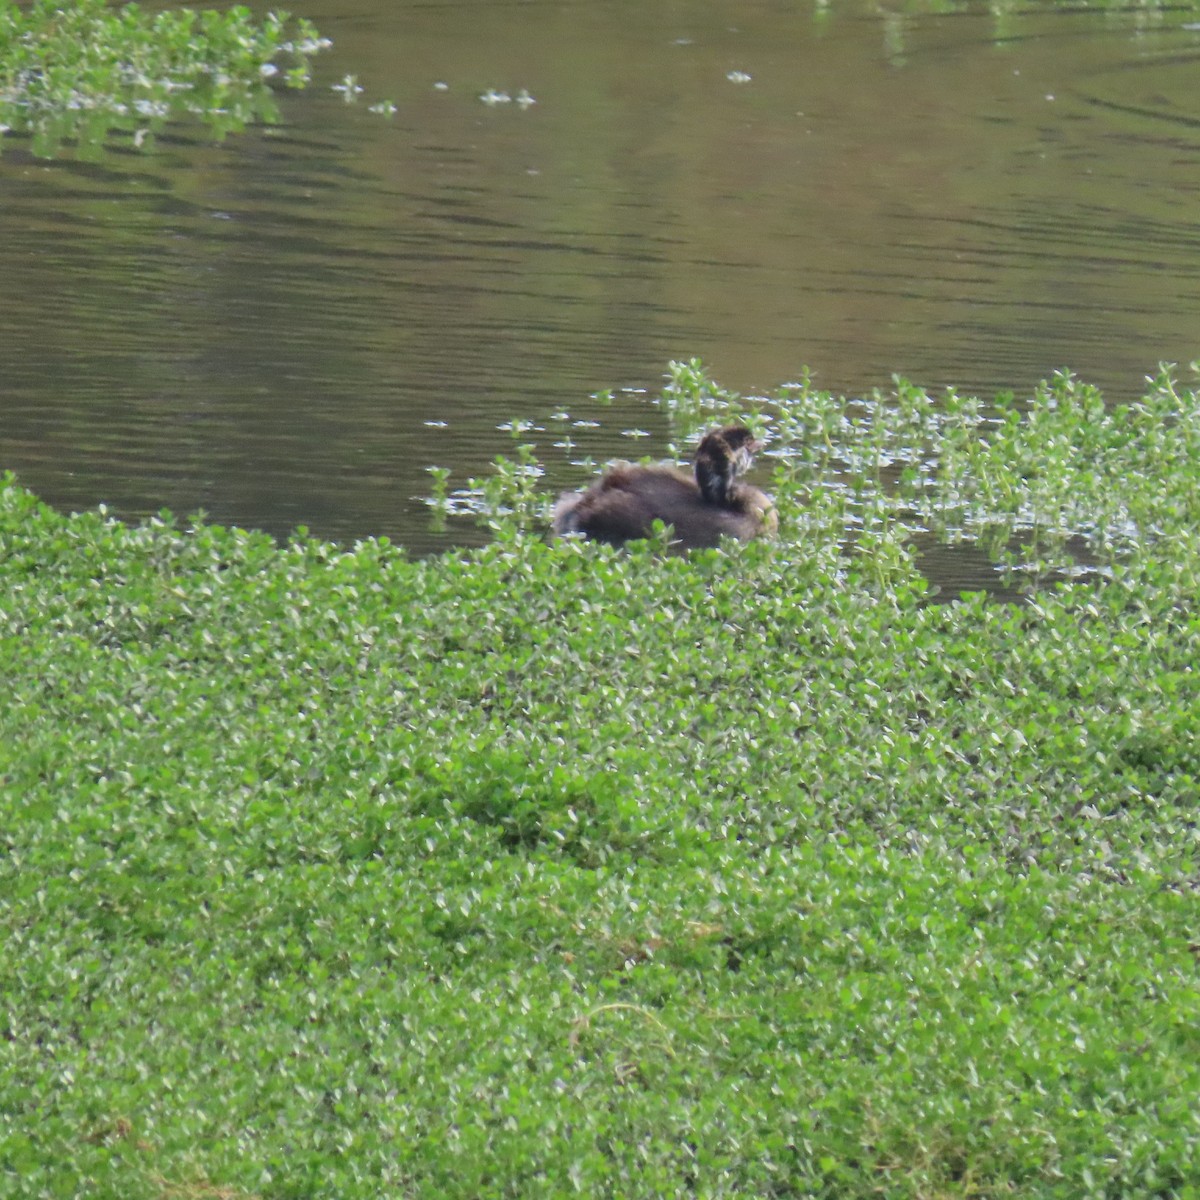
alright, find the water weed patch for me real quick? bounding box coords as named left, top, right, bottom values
left=2, top=367, right=1199, bottom=1197
left=0, top=0, right=328, bottom=156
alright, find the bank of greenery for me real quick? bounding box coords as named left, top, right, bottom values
left=2, top=364, right=1199, bottom=1198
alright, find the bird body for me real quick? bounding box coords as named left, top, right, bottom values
left=552, top=426, right=775, bottom=550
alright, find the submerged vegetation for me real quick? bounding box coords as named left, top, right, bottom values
left=0, top=0, right=329, bottom=155
left=2, top=363, right=1200, bottom=1197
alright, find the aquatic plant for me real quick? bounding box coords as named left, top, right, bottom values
left=454, top=359, right=1200, bottom=588
left=2, top=364, right=1199, bottom=1197
left=0, top=0, right=329, bottom=156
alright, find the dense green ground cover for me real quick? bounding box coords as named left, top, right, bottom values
left=2, top=366, right=1199, bottom=1198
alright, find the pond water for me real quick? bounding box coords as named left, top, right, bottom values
left=1, top=0, right=1198, bottom=570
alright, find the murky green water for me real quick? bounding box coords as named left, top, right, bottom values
left=1, top=0, right=1198, bottom=568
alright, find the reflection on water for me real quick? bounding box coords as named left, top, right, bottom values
left=1, top=0, right=1198, bottom=575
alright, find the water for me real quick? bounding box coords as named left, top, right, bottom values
left=1, top=0, right=1198, bottom=567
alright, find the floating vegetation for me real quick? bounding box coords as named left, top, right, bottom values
left=432, top=358, right=1200, bottom=595
left=478, top=86, right=537, bottom=108
left=0, top=0, right=331, bottom=156
left=331, top=72, right=363, bottom=102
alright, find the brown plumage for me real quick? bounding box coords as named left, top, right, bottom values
left=551, top=425, right=776, bottom=550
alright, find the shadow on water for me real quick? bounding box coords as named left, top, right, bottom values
left=0, top=0, right=1198, bottom=589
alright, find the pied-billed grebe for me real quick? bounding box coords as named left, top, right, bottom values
left=551, top=425, right=776, bottom=550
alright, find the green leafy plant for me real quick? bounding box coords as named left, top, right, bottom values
left=3, top=363, right=1200, bottom=1197
left=0, top=0, right=329, bottom=156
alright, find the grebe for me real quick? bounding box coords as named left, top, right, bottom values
left=551, top=425, right=776, bottom=550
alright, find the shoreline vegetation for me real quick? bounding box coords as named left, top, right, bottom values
left=3, top=363, right=1199, bottom=1197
